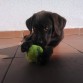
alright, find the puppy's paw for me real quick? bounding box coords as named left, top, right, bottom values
left=21, top=41, right=32, bottom=52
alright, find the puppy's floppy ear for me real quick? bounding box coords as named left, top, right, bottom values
left=26, top=16, right=34, bottom=33
left=51, top=13, right=66, bottom=36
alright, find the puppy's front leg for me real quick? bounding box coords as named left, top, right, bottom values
left=21, top=40, right=33, bottom=52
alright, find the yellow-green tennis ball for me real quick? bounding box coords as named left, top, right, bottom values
left=25, top=45, right=43, bottom=62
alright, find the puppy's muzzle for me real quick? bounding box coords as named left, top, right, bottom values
left=32, top=28, right=52, bottom=48
left=32, top=32, right=47, bottom=47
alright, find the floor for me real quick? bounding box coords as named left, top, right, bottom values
left=0, top=35, right=83, bottom=83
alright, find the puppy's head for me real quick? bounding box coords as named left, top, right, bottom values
left=26, top=11, right=66, bottom=47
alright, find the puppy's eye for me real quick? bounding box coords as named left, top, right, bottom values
left=44, top=27, right=49, bottom=31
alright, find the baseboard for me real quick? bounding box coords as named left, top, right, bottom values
left=64, top=28, right=82, bottom=35
left=0, top=28, right=83, bottom=38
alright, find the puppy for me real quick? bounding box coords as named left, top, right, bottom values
left=21, top=11, right=66, bottom=64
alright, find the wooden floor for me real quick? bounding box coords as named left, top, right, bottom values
left=0, top=35, right=83, bottom=83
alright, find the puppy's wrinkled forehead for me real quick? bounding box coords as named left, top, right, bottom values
left=32, top=12, right=52, bottom=30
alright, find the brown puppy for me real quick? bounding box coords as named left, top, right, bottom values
left=21, top=11, right=66, bottom=64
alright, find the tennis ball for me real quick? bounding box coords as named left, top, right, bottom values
left=25, top=45, right=43, bottom=62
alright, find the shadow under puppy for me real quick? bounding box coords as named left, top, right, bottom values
left=21, top=11, right=66, bottom=65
